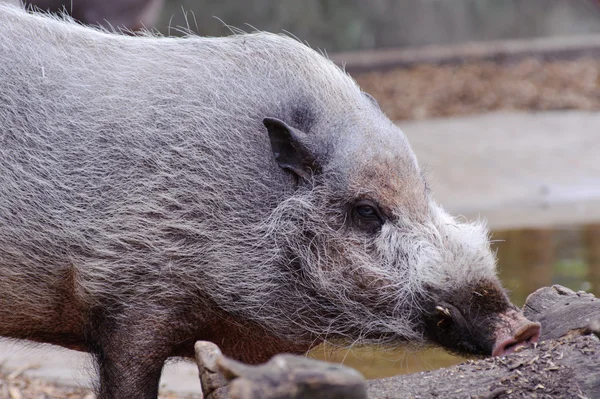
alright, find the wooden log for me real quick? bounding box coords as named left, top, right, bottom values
left=523, top=285, right=600, bottom=341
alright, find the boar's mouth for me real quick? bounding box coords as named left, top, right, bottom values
left=423, top=300, right=497, bottom=357
left=421, top=283, right=540, bottom=357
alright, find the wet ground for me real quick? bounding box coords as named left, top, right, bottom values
left=1, top=110, right=599, bottom=397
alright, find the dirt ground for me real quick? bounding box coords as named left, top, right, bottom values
left=355, top=57, right=600, bottom=121
left=0, top=366, right=93, bottom=399
left=0, top=367, right=195, bottom=399
left=368, top=335, right=598, bottom=399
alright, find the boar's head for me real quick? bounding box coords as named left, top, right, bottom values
left=256, top=93, right=539, bottom=358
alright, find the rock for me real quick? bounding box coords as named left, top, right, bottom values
left=194, top=341, right=367, bottom=399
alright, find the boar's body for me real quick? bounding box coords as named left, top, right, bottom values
left=0, top=4, right=540, bottom=399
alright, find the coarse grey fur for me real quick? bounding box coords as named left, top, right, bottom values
left=0, top=3, right=536, bottom=399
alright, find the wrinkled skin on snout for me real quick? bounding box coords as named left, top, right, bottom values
left=422, top=282, right=541, bottom=357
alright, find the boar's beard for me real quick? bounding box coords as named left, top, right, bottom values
left=206, top=186, right=447, bottom=349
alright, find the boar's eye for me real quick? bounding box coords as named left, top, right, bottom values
left=356, top=205, right=377, bottom=218
left=352, top=200, right=384, bottom=232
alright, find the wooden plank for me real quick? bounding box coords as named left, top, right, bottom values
left=332, top=35, right=600, bottom=73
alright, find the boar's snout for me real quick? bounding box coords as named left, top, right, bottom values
left=422, top=283, right=541, bottom=357
left=492, top=311, right=541, bottom=357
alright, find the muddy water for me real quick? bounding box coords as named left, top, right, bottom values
left=310, top=223, right=600, bottom=379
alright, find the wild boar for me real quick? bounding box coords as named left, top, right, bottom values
left=0, top=3, right=540, bottom=399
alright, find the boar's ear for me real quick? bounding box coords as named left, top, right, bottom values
left=263, top=117, right=320, bottom=181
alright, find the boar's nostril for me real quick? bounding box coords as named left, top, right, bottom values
left=514, top=321, right=541, bottom=343
left=492, top=322, right=541, bottom=357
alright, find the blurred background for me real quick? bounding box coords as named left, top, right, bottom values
left=7, top=0, right=600, bottom=397
left=23, top=0, right=600, bottom=51
left=162, top=0, right=600, bottom=50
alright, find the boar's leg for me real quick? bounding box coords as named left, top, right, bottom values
left=86, top=312, right=174, bottom=399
